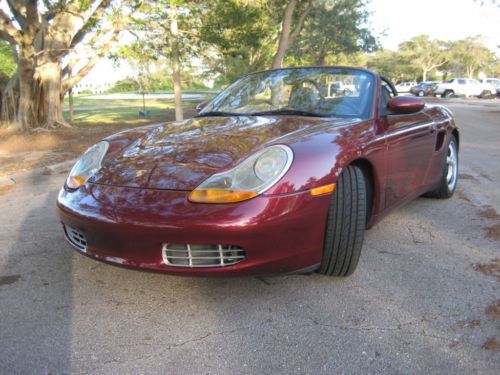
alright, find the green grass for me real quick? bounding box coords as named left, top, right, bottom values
left=63, top=97, right=204, bottom=127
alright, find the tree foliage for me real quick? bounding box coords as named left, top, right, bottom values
left=399, top=35, right=447, bottom=82
left=0, top=40, right=15, bottom=79
left=445, top=36, right=496, bottom=78
left=289, top=0, right=377, bottom=65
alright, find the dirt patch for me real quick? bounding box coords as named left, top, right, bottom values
left=0, top=185, right=13, bottom=196
left=485, top=300, right=500, bottom=320
left=473, top=258, right=500, bottom=280
left=478, top=207, right=500, bottom=220
left=457, top=319, right=480, bottom=328
left=456, top=187, right=471, bottom=203
left=483, top=224, right=500, bottom=241
left=458, top=173, right=476, bottom=180
left=482, top=337, right=500, bottom=351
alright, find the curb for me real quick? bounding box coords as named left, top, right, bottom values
left=0, top=159, right=77, bottom=188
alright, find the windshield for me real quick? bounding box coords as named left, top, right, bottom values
left=200, top=68, right=375, bottom=119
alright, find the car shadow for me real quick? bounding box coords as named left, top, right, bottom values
left=0, top=174, right=74, bottom=373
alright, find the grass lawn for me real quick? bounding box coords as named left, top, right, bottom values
left=63, top=97, right=200, bottom=127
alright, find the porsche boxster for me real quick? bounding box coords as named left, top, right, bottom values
left=57, top=67, right=459, bottom=277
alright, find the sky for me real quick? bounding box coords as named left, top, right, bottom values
left=368, top=0, right=499, bottom=51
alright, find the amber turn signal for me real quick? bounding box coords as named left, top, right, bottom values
left=310, top=183, right=336, bottom=196
left=189, top=189, right=258, bottom=203
left=66, top=175, right=86, bottom=190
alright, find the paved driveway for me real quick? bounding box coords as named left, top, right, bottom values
left=0, top=99, right=499, bottom=374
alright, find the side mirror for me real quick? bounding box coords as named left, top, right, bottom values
left=196, top=101, right=209, bottom=113
left=387, top=96, right=425, bottom=114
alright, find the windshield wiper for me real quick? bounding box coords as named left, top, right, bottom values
left=195, top=111, right=242, bottom=117
left=251, top=109, right=326, bottom=117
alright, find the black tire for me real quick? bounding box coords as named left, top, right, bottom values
left=317, top=165, right=367, bottom=277
left=425, top=135, right=459, bottom=199
left=480, top=90, right=492, bottom=99
left=418, top=90, right=424, bottom=97
left=444, top=90, right=454, bottom=98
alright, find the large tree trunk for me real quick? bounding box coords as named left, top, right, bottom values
left=16, top=49, right=37, bottom=131
left=170, top=13, right=183, bottom=121
left=37, top=60, right=66, bottom=128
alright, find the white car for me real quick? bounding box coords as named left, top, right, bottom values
left=434, top=78, right=496, bottom=98
left=481, top=78, right=500, bottom=96
left=395, top=81, right=416, bottom=94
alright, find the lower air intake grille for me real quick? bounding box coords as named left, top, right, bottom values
left=162, top=243, right=245, bottom=268
left=64, top=224, right=87, bottom=251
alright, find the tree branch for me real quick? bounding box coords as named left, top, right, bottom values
left=0, top=9, right=22, bottom=44
left=289, top=0, right=313, bottom=42
left=6, top=0, right=27, bottom=29
left=70, top=0, right=112, bottom=49
left=62, top=28, right=122, bottom=93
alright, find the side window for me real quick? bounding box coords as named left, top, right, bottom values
left=458, top=79, right=466, bottom=85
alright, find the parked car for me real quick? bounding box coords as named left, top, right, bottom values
left=481, top=78, right=500, bottom=97
left=395, top=81, right=416, bottom=93
left=434, top=78, right=496, bottom=98
left=410, top=82, right=438, bottom=97
left=57, top=67, right=459, bottom=277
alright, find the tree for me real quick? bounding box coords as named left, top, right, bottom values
left=399, top=35, right=447, bottom=82
left=367, top=49, right=415, bottom=83
left=271, top=0, right=313, bottom=69
left=199, top=0, right=276, bottom=84
left=290, top=0, right=377, bottom=66
left=446, top=37, right=496, bottom=78
left=126, top=0, right=203, bottom=121
left=0, top=0, right=137, bottom=131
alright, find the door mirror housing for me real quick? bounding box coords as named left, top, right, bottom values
left=387, top=96, right=425, bottom=114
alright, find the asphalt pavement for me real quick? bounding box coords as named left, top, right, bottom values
left=0, top=99, right=499, bottom=374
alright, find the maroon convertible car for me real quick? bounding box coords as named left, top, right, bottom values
left=57, top=67, right=459, bottom=277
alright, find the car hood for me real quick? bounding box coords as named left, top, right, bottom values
left=92, top=115, right=355, bottom=190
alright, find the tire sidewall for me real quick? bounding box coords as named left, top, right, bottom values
left=444, top=135, right=459, bottom=195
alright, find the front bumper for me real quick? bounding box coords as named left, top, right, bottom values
left=57, top=183, right=332, bottom=276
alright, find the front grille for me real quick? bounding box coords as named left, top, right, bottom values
left=64, top=224, right=87, bottom=251
left=162, top=243, right=245, bottom=268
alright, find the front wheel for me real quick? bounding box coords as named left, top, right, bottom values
left=425, top=135, right=458, bottom=198
left=418, top=90, right=424, bottom=97
left=317, top=165, right=367, bottom=277
left=444, top=90, right=454, bottom=98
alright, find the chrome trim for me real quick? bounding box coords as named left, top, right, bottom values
left=63, top=224, right=87, bottom=251
left=162, top=243, right=246, bottom=268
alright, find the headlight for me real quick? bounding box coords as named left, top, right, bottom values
left=188, top=145, right=293, bottom=203
left=66, top=141, right=109, bottom=190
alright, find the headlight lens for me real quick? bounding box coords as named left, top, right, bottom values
left=66, top=141, right=109, bottom=190
left=189, top=145, right=293, bottom=203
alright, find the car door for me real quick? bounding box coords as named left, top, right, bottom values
left=468, top=79, right=482, bottom=96
left=378, top=81, right=437, bottom=209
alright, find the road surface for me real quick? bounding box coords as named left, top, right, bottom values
left=0, top=99, right=499, bottom=374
